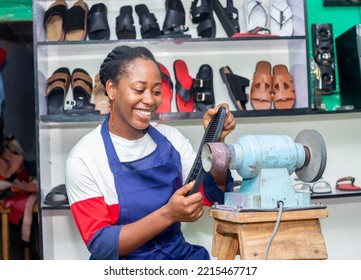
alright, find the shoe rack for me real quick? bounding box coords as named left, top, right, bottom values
left=33, top=0, right=310, bottom=259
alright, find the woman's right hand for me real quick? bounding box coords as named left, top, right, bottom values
left=165, top=181, right=204, bottom=223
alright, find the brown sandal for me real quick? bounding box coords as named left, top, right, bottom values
left=272, top=64, right=296, bottom=109
left=250, top=61, right=273, bottom=110
left=92, top=73, right=110, bottom=114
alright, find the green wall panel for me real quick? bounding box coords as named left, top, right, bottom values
left=306, top=0, right=361, bottom=110
left=0, top=0, right=32, bottom=22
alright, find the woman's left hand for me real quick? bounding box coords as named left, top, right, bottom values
left=203, top=103, right=236, bottom=142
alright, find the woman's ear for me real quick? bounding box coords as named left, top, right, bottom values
left=105, top=80, right=116, bottom=100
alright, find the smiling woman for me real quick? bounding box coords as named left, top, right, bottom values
left=65, top=45, right=236, bottom=260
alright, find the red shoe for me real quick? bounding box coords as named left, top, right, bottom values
left=157, top=63, right=173, bottom=113
left=173, top=59, right=194, bottom=112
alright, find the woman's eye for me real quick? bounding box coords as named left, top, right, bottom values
left=153, top=90, right=161, bottom=96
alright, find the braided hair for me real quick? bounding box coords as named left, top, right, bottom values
left=99, top=45, right=159, bottom=89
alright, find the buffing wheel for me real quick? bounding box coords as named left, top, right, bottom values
left=295, top=129, right=327, bottom=183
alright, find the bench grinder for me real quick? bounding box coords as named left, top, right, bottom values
left=201, top=129, right=327, bottom=210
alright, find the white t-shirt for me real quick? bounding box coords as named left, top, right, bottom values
left=65, top=123, right=197, bottom=206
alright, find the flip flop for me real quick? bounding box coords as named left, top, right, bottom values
left=65, top=0, right=89, bottom=41
left=157, top=63, right=173, bottom=113
left=46, top=67, right=71, bottom=115
left=250, top=61, right=273, bottom=110
left=270, top=0, right=293, bottom=36
left=219, top=66, right=249, bottom=111
left=193, top=64, right=215, bottom=111
left=87, top=3, right=110, bottom=40
left=336, top=177, right=361, bottom=191
left=244, top=0, right=268, bottom=33
left=173, top=59, right=195, bottom=112
left=272, top=64, right=296, bottom=109
left=43, top=0, right=67, bottom=42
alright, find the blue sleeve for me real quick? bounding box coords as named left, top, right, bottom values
left=202, top=170, right=234, bottom=204
left=87, top=225, right=122, bottom=260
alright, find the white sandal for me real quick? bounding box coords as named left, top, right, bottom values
left=244, top=0, right=268, bottom=33
left=270, top=0, right=293, bottom=36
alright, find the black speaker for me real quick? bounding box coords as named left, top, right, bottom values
left=336, top=24, right=361, bottom=108
left=312, top=23, right=336, bottom=92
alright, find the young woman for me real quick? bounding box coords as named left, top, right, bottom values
left=65, top=45, right=236, bottom=260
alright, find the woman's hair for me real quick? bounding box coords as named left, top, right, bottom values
left=99, top=45, right=158, bottom=88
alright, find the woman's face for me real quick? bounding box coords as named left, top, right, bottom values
left=107, top=57, right=162, bottom=139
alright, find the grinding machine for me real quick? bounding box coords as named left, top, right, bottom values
left=201, top=129, right=327, bottom=210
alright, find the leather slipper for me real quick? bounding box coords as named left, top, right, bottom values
left=212, top=0, right=239, bottom=37
left=71, top=68, right=93, bottom=109
left=336, top=176, right=361, bottom=191
left=190, top=0, right=216, bottom=38
left=43, top=0, right=68, bottom=42
left=272, top=64, right=296, bottom=109
left=157, top=63, right=173, bottom=113
left=160, top=0, right=191, bottom=38
left=250, top=61, right=273, bottom=110
left=65, top=0, right=88, bottom=41
left=46, top=67, right=71, bottom=115
left=87, top=3, right=110, bottom=40
left=44, top=184, right=69, bottom=206
left=116, top=6, right=136, bottom=39
left=220, top=65, right=249, bottom=111
left=92, top=73, right=110, bottom=114
left=135, top=4, right=161, bottom=39
left=173, top=59, right=195, bottom=112
left=193, top=64, right=215, bottom=111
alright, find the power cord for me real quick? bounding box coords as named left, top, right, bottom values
left=264, top=200, right=284, bottom=260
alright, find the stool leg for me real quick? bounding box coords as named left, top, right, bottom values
left=1, top=211, right=9, bottom=260
left=217, top=233, right=238, bottom=260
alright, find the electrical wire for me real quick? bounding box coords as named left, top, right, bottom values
left=264, top=201, right=284, bottom=260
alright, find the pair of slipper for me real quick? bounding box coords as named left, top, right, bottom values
left=44, top=0, right=109, bottom=41
left=190, top=0, right=240, bottom=38
left=157, top=61, right=215, bottom=113
left=244, top=0, right=293, bottom=36
left=173, top=60, right=215, bottom=112
left=250, top=61, right=296, bottom=110
left=44, top=0, right=88, bottom=41
left=46, top=67, right=94, bottom=115
left=116, top=1, right=190, bottom=40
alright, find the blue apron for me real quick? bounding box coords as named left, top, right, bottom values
left=101, top=117, right=210, bottom=260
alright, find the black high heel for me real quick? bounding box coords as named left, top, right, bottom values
left=160, top=0, right=191, bottom=38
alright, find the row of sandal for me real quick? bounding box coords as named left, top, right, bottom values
left=43, top=0, right=295, bottom=42
left=45, top=67, right=110, bottom=115
left=221, top=61, right=296, bottom=110
left=45, top=60, right=295, bottom=115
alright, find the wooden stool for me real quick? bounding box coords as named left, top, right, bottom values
left=210, top=207, right=328, bottom=260
left=0, top=201, right=38, bottom=260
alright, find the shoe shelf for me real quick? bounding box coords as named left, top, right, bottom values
left=35, top=0, right=310, bottom=124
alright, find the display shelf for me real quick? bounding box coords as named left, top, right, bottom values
left=34, top=0, right=313, bottom=259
